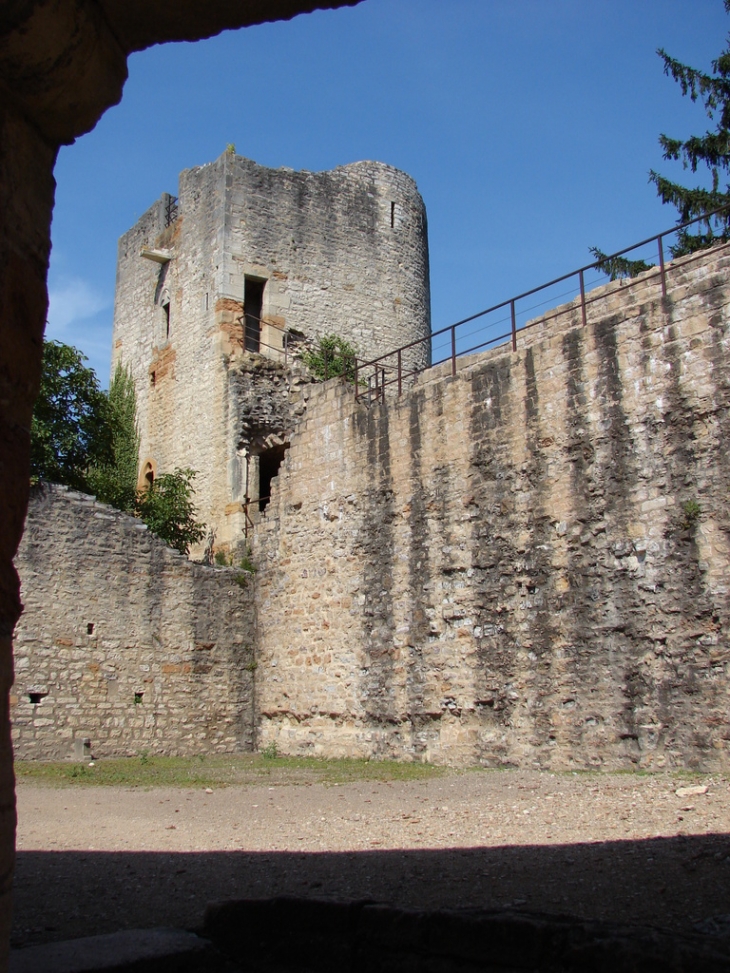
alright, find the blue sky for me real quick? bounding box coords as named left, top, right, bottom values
left=48, top=0, right=728, bottom=383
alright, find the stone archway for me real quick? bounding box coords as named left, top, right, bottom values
left=0, top=0, right=361, bottom=961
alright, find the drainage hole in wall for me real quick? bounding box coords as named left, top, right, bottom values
left=134, top=692, right=144, bottom=705
left=87, top=622, right=95, bottom=635
left=28, top=691, right=48, bottom=705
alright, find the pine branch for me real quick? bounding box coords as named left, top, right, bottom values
left=589, top=248, right=654, bottom=282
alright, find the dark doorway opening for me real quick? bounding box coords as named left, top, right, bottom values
left=244, top=277, right=265, bottom=353
left=258, top=444, right=288, bottom=512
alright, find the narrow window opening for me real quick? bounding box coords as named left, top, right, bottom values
left=390, top=201, right=396, bottom=228
left=28, top=691, right=47, bottom=705
left=139, top=459, right=156, bottom=492
left=150, top=370, right=156, bottom=387
left=205, top=292, right=209, bottom=311
left=244, top=277, right=265, bottom=353
left=87, top=623, right=95, bottom=635
left=258, top=443, right=288, bottom=513
left=163, top=301, right=170, bottom=339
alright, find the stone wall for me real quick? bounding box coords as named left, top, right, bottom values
left=252, top=244, right=730, bottom=771
left=218, top=155, right=431, bottom=368
left=111, top=152, right=431, bottom=554
left=12, top=485, right=256, bottom=760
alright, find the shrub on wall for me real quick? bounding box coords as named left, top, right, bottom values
left=301, top=334, right=358, bottom=383
left=31, top=341, right=207, bottom=555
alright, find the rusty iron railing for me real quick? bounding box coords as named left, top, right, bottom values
left=354, top=206, right=730, bottom=403
left=165, top=194, right=179, bottom=227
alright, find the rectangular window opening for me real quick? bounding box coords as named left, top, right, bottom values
left=390, top=201, right=396, bottom=228
left=244, top=277, right=265, bottom=353
left=258, top=443, right=288, bottom=513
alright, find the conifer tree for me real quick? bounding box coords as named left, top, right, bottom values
left=650, top=0, right=730, bottom=255
left=593, top=1, right=730, bottom=276
left=87, top=362, right=140, bottom=513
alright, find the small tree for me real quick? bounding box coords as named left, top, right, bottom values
left=135, top=468, right=206, bottom=555
left=30, top=340, right=111, bottom=490
left=301, top=334, right=358, bottom=383
left=87, top=362, right=140, bottom=512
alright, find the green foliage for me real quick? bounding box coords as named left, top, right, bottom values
left=214, top=550, right=229, bottom=566
left=588, top=248, right=655, bottom=282
left=260, top=742, right=279, bottom=760
left=650, top=2, right=730, bottom=255
left=135, top=468, right=206, bottom=555
left=30, top=342, right=207, bottom=554
left=86, top=362, right=140, bottom=513
left=593, top=3, right=730, bottom=271
left=30, top=340, right=111, bottom=490
left=682, top=498, right=701, bottom=529
left=301, top=334, right=358, bottom=383
left=239, top=548, right=257, bottom=574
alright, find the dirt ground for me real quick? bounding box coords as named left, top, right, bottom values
left=11, top=768, right=730, bottom=949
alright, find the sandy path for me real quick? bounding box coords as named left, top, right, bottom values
left=12, top=769, right=730, bottom=948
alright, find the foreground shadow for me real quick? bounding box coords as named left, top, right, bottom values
left=12, top=832, right=730, bottom=949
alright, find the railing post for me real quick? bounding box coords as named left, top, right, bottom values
left=451, top=326, right=457, bottom=377
left=354, top=357, right=359, bottom=400
left=510, top=300, right=517, bottom=352
left=283, top=331, right=288, bottom=367
left=397, top=349, right=402, bottom=397
left=324, top=347, right=329, bottom=381
left=658, top=234, right=667, bottom=298
left=579, top=269, right=588, bottom=330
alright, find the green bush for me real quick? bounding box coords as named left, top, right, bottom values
left=135, top=468, right=206, bottom=555
left=301, top=334, right=358, bottom=383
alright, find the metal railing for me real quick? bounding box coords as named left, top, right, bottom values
left=240, top=311, right=294, bottom=364
left=353, top=206, right=730, bottom=402
left=165, top=195, right=179, bottom=227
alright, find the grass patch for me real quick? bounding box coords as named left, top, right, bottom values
left=15, top=753, right=445, bottom=789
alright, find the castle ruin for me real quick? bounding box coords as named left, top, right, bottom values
left=111, top=151, right=431, bottom=552
left=13, top=208, right=730, bottom=770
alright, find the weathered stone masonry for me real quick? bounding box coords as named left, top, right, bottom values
left=111, top=153, right=431, bottom=554
left=13, top=245, right=730, bottom=771
left=253, top=245, right=730, bottom=771
left=12, top=485, right=255, bottom=760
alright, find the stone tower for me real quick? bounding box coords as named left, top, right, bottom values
left=111, top=151, right=431, bottom=553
